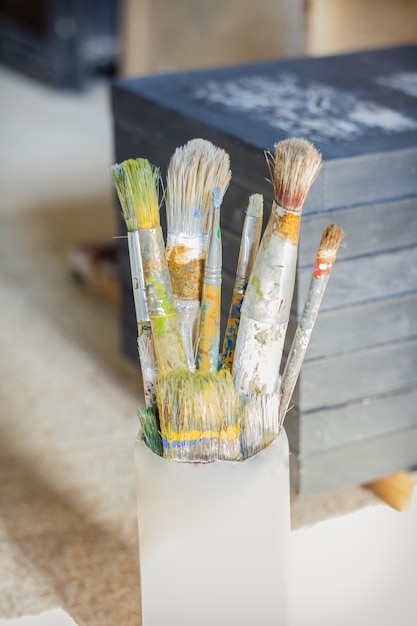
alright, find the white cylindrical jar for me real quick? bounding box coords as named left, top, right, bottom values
left=135, top=427, right=290, bottom=626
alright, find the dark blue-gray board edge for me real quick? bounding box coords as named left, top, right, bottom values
left=290, top=424, right=417, bottom=495
left=298, top=337, right=417, bottom=411
left=112, top=73, right=417, bottom=213
left=112, top=46, right=417, bottom=160
left=285, top=384, right=417, bottom=455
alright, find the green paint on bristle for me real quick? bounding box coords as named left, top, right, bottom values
left=138, top=406, right=163, bottom=457
left=111, top=162, right=138, bottom=232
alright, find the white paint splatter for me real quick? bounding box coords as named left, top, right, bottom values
left=193, top=72, right=417, bottom=142
left=376, top=71, right=417, bottom=98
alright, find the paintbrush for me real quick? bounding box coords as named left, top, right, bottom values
left=196, top=187, right=223, bottom=373
left=165, top=138, right=231, bottom=370
left=232, top=138, right=322, bottom=396
left=126, top=158, right=189, bottom=375
left=278, top=223, right=345, bottom=427
left=156, top=369, right=241, bottom=462
left=111, top=161, right=159, bottom=408
left=138, top=406, right=163, bottom=457
left=220, top=194, right=263, bottom=372
left=239, top=392, right=280, bottom=459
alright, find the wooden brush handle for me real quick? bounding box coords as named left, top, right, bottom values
left=197, top=283, right=221, bottom=373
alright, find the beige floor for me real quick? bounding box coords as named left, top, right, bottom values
left=0, top=64, right=416, bottom=626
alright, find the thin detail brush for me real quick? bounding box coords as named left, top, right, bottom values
left=220, top=194, right=263, bottom=372
left=278, top=223, right=345, bottom=427
left=125, top=158, right=189, bottom=375
left=165, top=139, right=231, bottom=370
left=196, top=187, right=223, bottom=373
left=232, top=138, right=322, bottom=396
left=111, top=162, right=159, bottom=407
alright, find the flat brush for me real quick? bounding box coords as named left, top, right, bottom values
left=111, top=161, right=159, bottom=408
left=156, top=369, right=241, bottom=462
left=220, top=193, right=263, bottom=372
left=138, top=406, right=163, bottom=457
left=196, top=187, right=223, bottom=373
left=239, top=392, right=280, bottom=459
left=127, top=158, right=189, bottom=375
left=278, top=223, right=345, bottom=427
left=165, top=138, right=231, bottom=370
left=232, top=138, right=322, bottom=396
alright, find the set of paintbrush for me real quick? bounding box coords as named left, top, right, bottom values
left=112, top=136, right=344, bottom=463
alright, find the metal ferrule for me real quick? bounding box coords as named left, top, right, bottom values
left=138, top=227, right=176, bottom=318
left=236, top=214, right=262, bottom=281
left=128, top=230, right=149, bottom=323
left=204, top=264, right=222, bottom=285
left=204, top=207, right=222, bottom=285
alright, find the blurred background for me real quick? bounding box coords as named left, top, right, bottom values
left=0, top=1, right=416, bottom=625
left=1, top=0, right=417, bottom=88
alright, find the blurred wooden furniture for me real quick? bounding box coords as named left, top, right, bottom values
left=119, top=0, right=417, bottom=78
left=306, top=0, right=417, bottom=56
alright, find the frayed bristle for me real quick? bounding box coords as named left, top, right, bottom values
left=246, top=193, right=263, bottom=218
left=111, top=163, right=138, bottom=232
left=156, top=369, right=240, bottom=462
left=319, top=223, right=345, bottom=253
left=166, top=138, right=231, bottom=237
left=138, top=406, right=163, bottom=457
left=239, top=393, right=280, bottom=459
left=114, top=158, right=161, bottom=229
left=270, top=138, right=322, bottom=212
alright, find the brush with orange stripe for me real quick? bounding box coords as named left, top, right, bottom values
left=232, top=138, right=322, bottom=397
left=278, top=223, right=345, bottom=427
left=196, top=186, right=224, bottom=373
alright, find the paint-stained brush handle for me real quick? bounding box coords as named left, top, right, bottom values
left=139, top=227, right=189, bottom=374
left=137, top=321, right=159, bottom=408
left=278, top=223, right=344, bottom=427
left=220, top=194, right=263, bottom=372
left=197, top=188, right=222, bottom=373
left=220, top=289, right=244, bottom=372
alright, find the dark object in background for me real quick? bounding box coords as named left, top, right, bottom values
left=111, top=46, right=417, bottom=495
left=0, top=0, right=119, bottom=89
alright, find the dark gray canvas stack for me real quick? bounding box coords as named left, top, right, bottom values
left=112, top=46, right=417, bottom=495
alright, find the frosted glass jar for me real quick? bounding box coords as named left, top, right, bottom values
left=135, top=427, right=290, bottom=626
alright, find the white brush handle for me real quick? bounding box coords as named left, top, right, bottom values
left=232, top=314, right=286, bottom=395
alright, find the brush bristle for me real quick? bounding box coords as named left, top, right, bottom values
left=246, top=193, right=263, bottom=218
left=271, top=138, right=322, bottom=212
left=319, top=223, right=345, bottom=253
left=114, top=158, right=161, bottom=229
left=111, top=163, right=138, bottom=232
left=156, top=369, right=240, bottom=462
left=138, top=406, right=163, bottom=457
left=166, top=138, right=231, bottom=237
left=240, top=392, right=280, bottom=459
